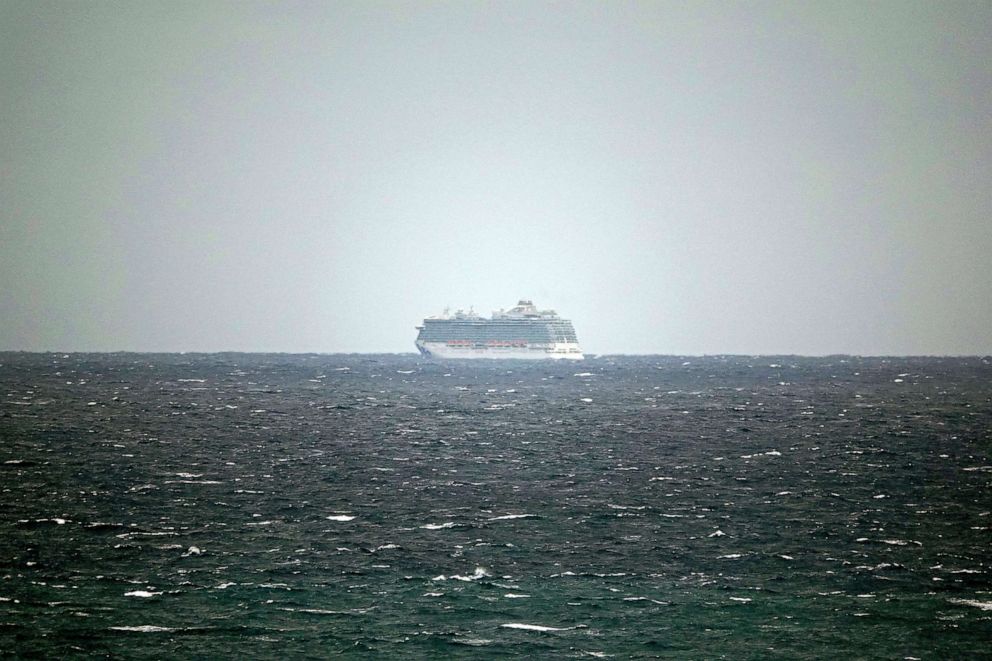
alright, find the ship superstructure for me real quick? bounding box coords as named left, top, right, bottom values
left=415, top=300, right=584, bottom=360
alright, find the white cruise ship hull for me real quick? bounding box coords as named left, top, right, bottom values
left=416, top=341, right=584, bottom=360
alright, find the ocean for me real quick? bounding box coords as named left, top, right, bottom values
left=1, top=353, right=989, bottom=658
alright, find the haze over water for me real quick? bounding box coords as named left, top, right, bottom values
left=2, top=1, right=991, bottom=355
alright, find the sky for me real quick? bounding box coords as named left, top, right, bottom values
left=2, top=1, right=990, bottom=355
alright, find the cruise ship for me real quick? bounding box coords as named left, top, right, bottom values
left=415, top=300, right=584, bottom=360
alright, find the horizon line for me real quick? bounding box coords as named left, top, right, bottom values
left=1, top=350, right=990, bottom=359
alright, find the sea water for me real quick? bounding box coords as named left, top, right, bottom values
left=1, top=353, right=990, bottom=658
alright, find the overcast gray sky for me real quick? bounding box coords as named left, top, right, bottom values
left=2, top=1, right=990, bottom=355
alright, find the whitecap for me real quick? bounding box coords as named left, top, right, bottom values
left=504, top=593, right=531, bottom=598
left=453, top=567, right=490, bottom=581
left=717, top=554, right=743, bottom=559
left=434, top=567, right=489, bottom=582
left=420, top=522, right=456, bottom=530
left=326, top=515, right=356, bottom=522
left=708, top=530, right=726, bottom=537
left=124, top=591, right=161, bottom=598
left=110, top=625, right=175, bottom=632
left=729, top=597, right=752, bottom=602
left=488, top=514, right=535, bottom=521
left=501, top=623, right=568, bottom=632
left=948, top=598, right=992, bottom=611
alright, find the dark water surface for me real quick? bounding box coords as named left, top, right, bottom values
left=1, top=353, right=990, bottom=658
